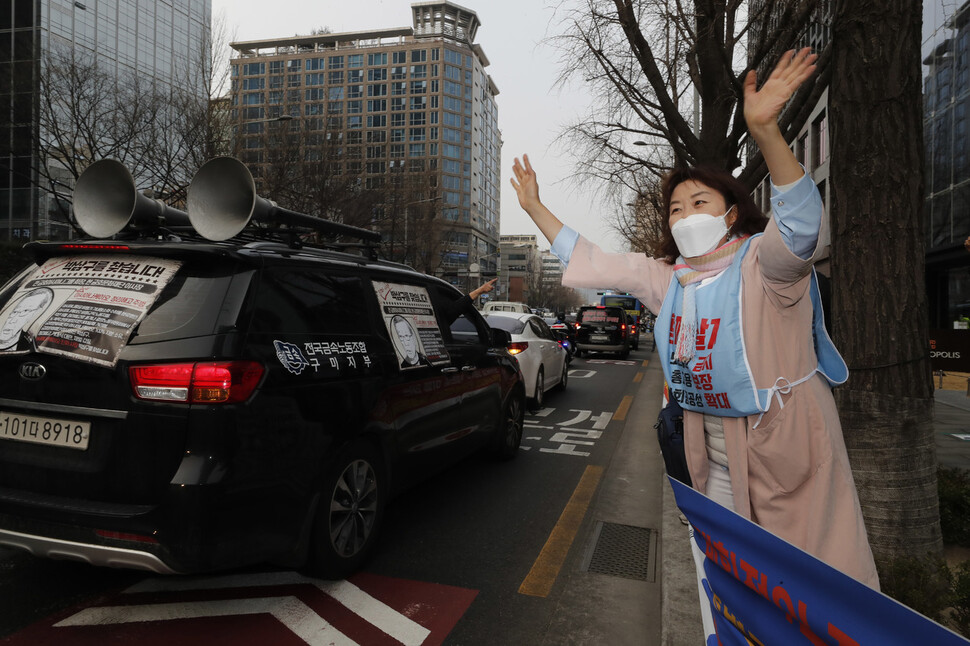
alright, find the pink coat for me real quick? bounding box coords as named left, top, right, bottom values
left=562, top=219, right=879, bottom=589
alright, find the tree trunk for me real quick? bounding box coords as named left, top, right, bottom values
left=829, top=0, right=941, bottom=560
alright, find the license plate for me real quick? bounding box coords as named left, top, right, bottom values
left=591, top=334, right=609, bottom=342
left=0, top=411, right=91, bottom=450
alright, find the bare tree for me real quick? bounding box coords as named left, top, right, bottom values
left=609, top=178, right=667, bottom=255
left=549, top=0, right=823, bottom=194
left=828, top=0, right=940, bottom=561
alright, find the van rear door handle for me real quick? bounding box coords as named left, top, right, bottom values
left=441, top=367, right=459, bottom=374
left=461, top=365, right=477, bottom=372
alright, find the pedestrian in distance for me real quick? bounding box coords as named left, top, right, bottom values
left=510, top=48, right=879, bottom=592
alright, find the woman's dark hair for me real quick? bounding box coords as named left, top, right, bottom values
left=656, top=165, right=769, bottom=263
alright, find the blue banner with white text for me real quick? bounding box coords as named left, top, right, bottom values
left=669, top=477, right=970, bottom=646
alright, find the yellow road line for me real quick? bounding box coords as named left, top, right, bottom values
left=642, top=359, right=649, bottom=367
left=614, top=395, right=634, bottom=421
left=633, top=371, right=643, bottom=383
left=518, top=465, right=604, bottom=598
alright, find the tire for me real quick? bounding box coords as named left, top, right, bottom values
left=529, top=368, right=545, bottom=412
left=555, top=359, right=568, bottom=392
left=494, top=390, right=525, bottom=460
left=305, top=440, right=386, bottom=580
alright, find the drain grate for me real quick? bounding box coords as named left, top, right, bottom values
left=582, top=522, right=657, bottom=582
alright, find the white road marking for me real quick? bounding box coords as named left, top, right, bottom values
left=55, top=596, right=356, bottom=646
left=61, top=571, right=432, bottom=646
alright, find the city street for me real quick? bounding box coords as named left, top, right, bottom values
left=0, top=347, right=657, bottom=645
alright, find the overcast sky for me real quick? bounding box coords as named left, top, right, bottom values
left=210, top=0, right=623, bottom=252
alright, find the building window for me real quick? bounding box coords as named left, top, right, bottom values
left=348, top=70, right=363, bottom=83
left=391, top=128, right=405, bottom=142
left=329, top=71, right=344, bottom=84
left=243, top=62, right=265, bottom=75
left=367, top=115, right=387, bottom=127
left=367, top=99, right=387, bottom=112
left=367, top=84, right=387, bottom=97
left=811, top=111, right=827, bottom=170
left=348, top=54, right=364, bottom=68
left=347, top=100, right=362, bottom=114
left=328, top=56, right=344, bottom=69
left=391, top=82, right=407, bottom=96
left=368, top=53, right=387, bottom=66
left=796, top=133, right=808, bottom=168
left=410, top=64, right=427, bottom=79
left=411, top=80, right=427, bottom=94
left=348, top=84, right=363, bottom=98
left=391, top=66, right=407, bottom=80
left=392, top=51, right=407, bottom=64
left=391, top=97, right=406, bottom=111
left=412, top=49, right=427, bottom=62
left=367, top=131, right=387, bottom=143
left=368, top=68, right=387, bottom=81
left=410, top=112, right=426, bottom=126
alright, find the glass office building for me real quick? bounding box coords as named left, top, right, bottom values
left=924, top=0, right=970, bottom=326
left=0, top=0, right=211, bottom=241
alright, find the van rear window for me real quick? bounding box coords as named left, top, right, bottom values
left=132, top=261, right=250, bottom=342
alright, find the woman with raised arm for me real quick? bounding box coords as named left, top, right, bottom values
left=511, top=49, right=878, bottom=590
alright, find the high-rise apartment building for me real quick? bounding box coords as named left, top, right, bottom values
left=0, top=0, right=212, bottom=241
left=228, top=1, right=501, bottom=289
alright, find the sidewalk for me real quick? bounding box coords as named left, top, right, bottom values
left=652, top=373, right=970, bottom=645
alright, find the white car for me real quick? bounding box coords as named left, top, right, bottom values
left=483, top=311, right=569, bottom=410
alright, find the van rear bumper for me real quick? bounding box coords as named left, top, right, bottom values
left=0, top=527, right=178, bottom=573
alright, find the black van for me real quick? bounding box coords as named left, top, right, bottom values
left=574, top=305, right=632, bottom=359
left=0, top=158, right=525, bottom=578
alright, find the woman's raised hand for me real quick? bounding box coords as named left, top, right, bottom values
left=743, top=47, right=817, bottom=135
left=511, top=154, right=541, bottom=213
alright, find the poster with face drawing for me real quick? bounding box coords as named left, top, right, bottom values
left=373, top=281, right=449, bottom=369
left=0, top=255, right=182, bottom=367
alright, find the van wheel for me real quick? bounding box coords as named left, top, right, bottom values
left=529, top=369, right=545, bottom=412
left=494, top=390, right=525, bottom=460
left=305, top=441, right=386, bottom=580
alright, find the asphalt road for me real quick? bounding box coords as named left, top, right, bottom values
left=0, top=347, right=652, bottom=645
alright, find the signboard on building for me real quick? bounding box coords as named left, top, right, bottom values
left=930, top=328, right=970, bottom=372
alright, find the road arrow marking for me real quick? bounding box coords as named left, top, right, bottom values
left=54, top=596, right=355, bottom=646
left=56, top=572, right=432, bottom=646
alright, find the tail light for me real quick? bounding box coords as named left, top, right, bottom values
left=621, top=324, right=627, bottom=330
left=129, top=361, right=264, bottom=404
left=574, top=323, right=581, bottom=330
left=507, top=342, right=529, bottom=356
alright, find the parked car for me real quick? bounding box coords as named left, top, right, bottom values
left=574, top=305, right=632, bottom=359
left=482, top=311, right=568, bottom=410
left=0, top=158, right=526, bottom=579
left=482, top=301, right=532, bottom=314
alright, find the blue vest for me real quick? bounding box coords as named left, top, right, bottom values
left=655, top=235, right=847, bottom=418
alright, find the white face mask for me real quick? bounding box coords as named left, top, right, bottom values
left=670, top=207, right=733, bottom=257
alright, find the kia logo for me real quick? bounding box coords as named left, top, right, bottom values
left=19, top=363, right=46, bottom=381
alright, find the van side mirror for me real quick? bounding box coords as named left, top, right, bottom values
left=489, top=327, right=511, bottom=348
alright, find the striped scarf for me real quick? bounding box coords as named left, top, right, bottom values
left=672, top=236, right=748, bottom=365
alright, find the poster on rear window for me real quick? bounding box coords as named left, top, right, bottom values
left=0, top=255, right=182, bottom=367
left=373, top=281, right=449, bottom=369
